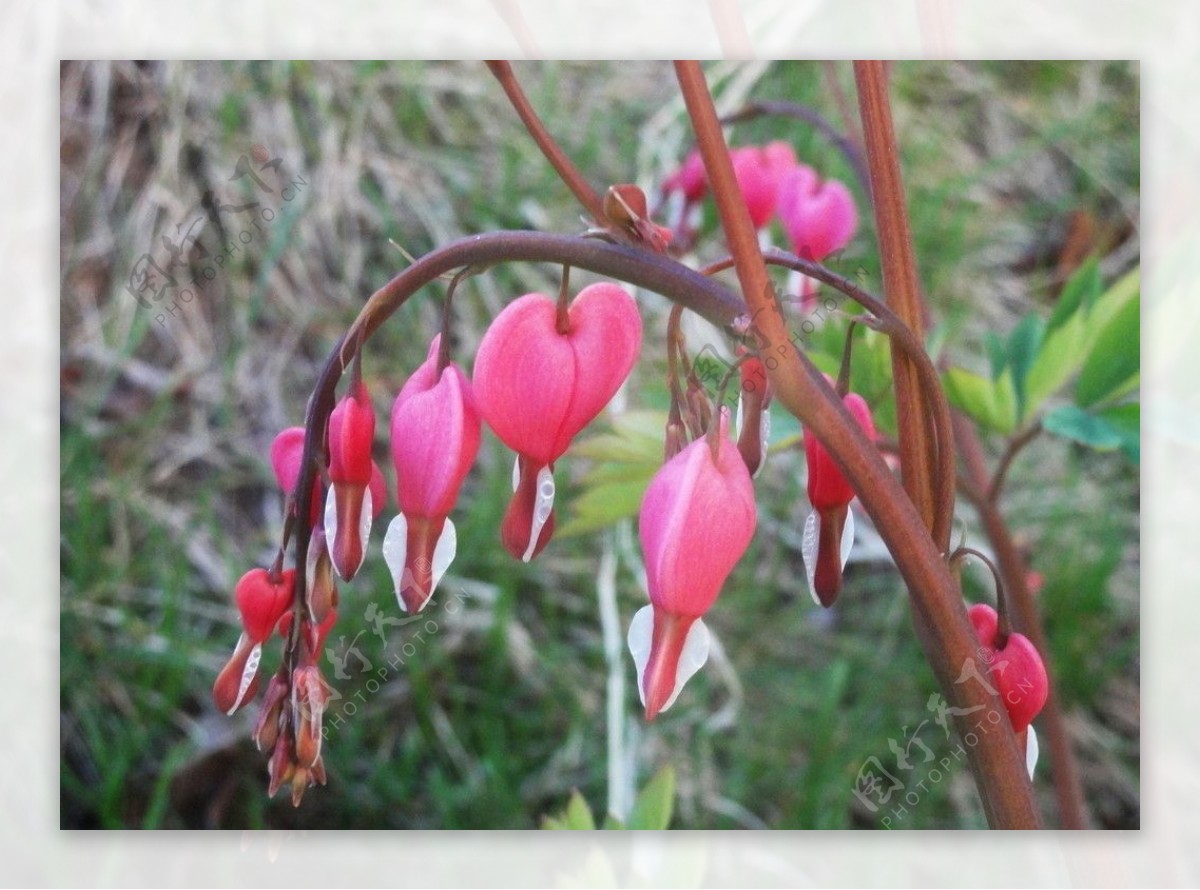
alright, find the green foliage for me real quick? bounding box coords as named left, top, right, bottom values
left=542, top=766, right=676, bottom=830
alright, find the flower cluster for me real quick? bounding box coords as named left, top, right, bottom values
left=661, top=141, right=857, bottom=268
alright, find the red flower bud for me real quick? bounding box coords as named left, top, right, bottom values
left=236, top=567, right=295, bottom=644
left=967, top=604, right=1049, bottom=735
left=325, top=381, right=377, bottom=581
left=802, top=390, right=875, bottom=607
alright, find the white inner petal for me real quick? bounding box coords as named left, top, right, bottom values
left=840, top=506, right=855, bottom=570
left=230, top=637, right=261, bottom=715
left=734, top=393, right=745, bottom=440
left=625, top=606, right=711, bottom=715
left=429, top=518, right=457, bottom=605
left=511, top=454, right=521, bottom=493
left=628, top=605, right=653, bottom=707
left=802, top=509, right=819, bottom=605
left=521, top=465, right=555, bottom=563
left=357, top=486, right=374, bottom=576
left=1026, top=724, right=1039, bottom=780
left=323, top=486, right=340, bottom=578
left=381, top=512, right=409, bottom=612
left=662, top=618, right=710, bottom=714
left=755, top=409, right=771, bottom=478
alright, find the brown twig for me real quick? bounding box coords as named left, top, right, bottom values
left=987, top=421, right=1043, bottom=503
left=485, top=61, right=608, bottom=226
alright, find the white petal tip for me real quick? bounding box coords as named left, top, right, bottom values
left=1026, top=725, right=1039, bottom=780
left=626, top=606, right=711, bottom=715
left=382, top=512, right=409, bottom=612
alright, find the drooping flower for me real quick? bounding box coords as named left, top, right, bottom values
left=270, top=426, right=321, bottom=524
left=473, top=283, right=642, bottom=562
left=662, top=149, right=708, bottom=203
left=730, top=146, right=780, bottom=230
left=968, top=603, right=1049, bottom=779
left=212, top=567, right=295, bottom=715
left=734, top=350, right=773, bottom=477
left=802, top=387, right=875, bottom=607
left=383, top=335, right=481, bottom=613
left=776, top=165, right=857, bottom=262
left=324, top=381, right=377, bottom=581
left=628, top=413, right=757, bottom=719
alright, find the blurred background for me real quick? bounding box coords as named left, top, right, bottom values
left=60, top=60, right=1138, bottom=829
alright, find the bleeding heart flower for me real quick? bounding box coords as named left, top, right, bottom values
left=968, top=603, right=1049, bottom=779
left=473, top=282, right=642, bottom=562
left=324, top=381, right=377, bottom=581
left=730, top=147, right=780, bottom=230
left=776, top=165, right=857, bottom=262
left=802, top=388, right=875, bottom=607
left=663, top=149, right=708, bottom=203
left=212, top=568, right=295, bottom=715
left=270, top=426, right=321, bottom=524
left=383, top=335, right=481, bottom=613
left=628, top=413, right=757, bottom=719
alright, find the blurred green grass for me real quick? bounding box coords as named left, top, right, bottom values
left=59, top=60, right=1138, bottom=829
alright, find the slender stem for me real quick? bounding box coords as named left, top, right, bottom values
left=485, top=61, right=608, bottom=225
left=955, top=413, right=1089, bottom=828
left=987, top=421, right=1043, bottom=503
left=675, top=59, right=1038, bottom=828
left=950, top=546, right=1012, bottom=648
left=721, top=99, right=870, bottom=197
left=705, top=247, right=957, bottom=552
left=854, top=61, right=940, bottom=542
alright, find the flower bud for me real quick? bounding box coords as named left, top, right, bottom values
left=325, top=381, right=376, bottom=581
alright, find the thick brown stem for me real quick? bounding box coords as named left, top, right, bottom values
left=854, top=61, right=941, bottom=544
left=675, top=60, right=1038, bottom=828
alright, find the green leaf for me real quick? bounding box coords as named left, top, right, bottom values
left=1076, top=293, right=1140, bottom=408
left=1097, top=402, right=1140, bottom=463
left=985, top=331, right=1007, bottom=381
left=1042, top=405, right=1124, bottom=450
left=1024, top=267, right=1138, bottom=412
left=557, top=476, right=652, bottom=537
left=1007, top=314, right=1046, bottom=421
left=1047, top=257, right=1102, bottom=334
left=565, top=790, right=597, bottom=830
left=943, top=367, right=1017, bottom=435
left=625, top=765, right=675, bottom=830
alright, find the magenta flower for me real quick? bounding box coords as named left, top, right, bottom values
left=383, top=335, right=481, bottom=613
left=324, top=381, right=376, bottom=581
left=473, top=282, right=642, bottom=562
left=776, top=165, right=857, bottom=262
left=628, top=414, right=757, bottom=719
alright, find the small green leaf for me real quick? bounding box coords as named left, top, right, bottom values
left=1007, top=314, right=1046, bottom=421
left=1097, top=402, right=1140, bottom=463
left=1076, top=293, right=1140, bottom=408
left=1043, top=405, right=1124, bottom=450
left=943, top=368, right=1017, bottom=435
left=1047, top=257, right=1102, bottom=334
left=985, top=332, right=1007, bottom=381
left=626, top=765, right=675, bottom=830
left=557, top=476, right=652, bottom=537
left=565, top=790, right=597, bottom=830
left=1025, top=267, right=1139, bottom=411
